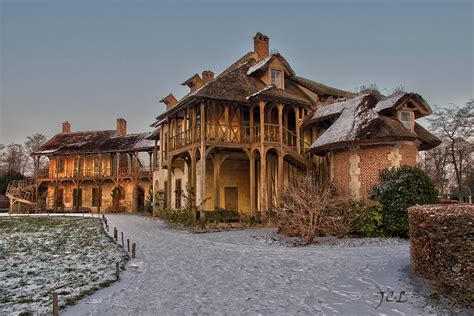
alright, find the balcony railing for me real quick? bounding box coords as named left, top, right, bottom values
left=38, top=166, right=152, bottom=180
left=167, top=123, right=310, bottom=155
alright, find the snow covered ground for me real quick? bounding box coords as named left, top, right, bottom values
left=64, top=214, right=470, bottom=315
left=0, top=216, right=128, bottom=315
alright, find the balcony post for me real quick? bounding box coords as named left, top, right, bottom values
left=258, top=100, right=267, bottom=216
left=224, top=103, right=229, bottom=141
left=213, top=152, right=220, bottom=209
left=153, top=138, right=158, bottom=171
left=250, top=106, right=254, bottom=143
left=259, top=101, right=265, bottom=143
left=278, top=103, right=283, bottom=147
left=295, top=106, right=301, bottom=154
left=191, top=106, right=196, bottom=143
left=199, top=101, right=206, bottom=209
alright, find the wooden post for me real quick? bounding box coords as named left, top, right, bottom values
left=114, top=227, right=117, bottom=241
left=295, top=106, right=301, bottom=154
left=213, top=153, right=220, bottom=209
left=121, top=232, right=124, bottom=247
left=115, top=262, right=120, bottom=281
left=259, top=101, right=267, bottom=216
left=249, top=155, right=255, bottom=216
left=52, top=292, right=59, bottom=316
left=250, top=106, right=254, bottom=143
left=127, top=238, right=130, bottom=252
left=132, top=243, right=136, bottom=258
left=199, top=101, right=206, bottom=209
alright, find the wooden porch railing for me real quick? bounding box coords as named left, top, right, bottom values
left=38, top=166, right=152, bottom=180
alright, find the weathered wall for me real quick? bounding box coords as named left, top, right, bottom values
left=46, top=180, right=151, bottom=213
left=331, top=143, right=419, bottom=199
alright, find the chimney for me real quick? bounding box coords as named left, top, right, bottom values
left=160, top=94, right=178, bottom=110
left=253, top=32, right=269, bottom=60
left=181, top=74, right=203, bottom=93
left=62, top=121, right=71, bottom=134
left=116, top=118, right=127, bottom=136
left=201, top=70, right=214, bottom=84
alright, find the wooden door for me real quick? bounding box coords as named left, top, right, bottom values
left=225, top=187, right=238, bottom=211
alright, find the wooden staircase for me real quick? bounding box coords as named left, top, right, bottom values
left=6, top=179, right=39, bottom=213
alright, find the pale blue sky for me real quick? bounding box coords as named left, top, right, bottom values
left=0, top=0, right=472, bottom=145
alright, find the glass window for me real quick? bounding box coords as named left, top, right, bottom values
left=400, top=111, right=412, bottom=130
left=271, top=69, right=283, bottom=88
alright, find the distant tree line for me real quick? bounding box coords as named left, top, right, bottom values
left=0, top=133, right=47, bottom=195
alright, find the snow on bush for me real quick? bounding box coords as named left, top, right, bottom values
left=408, top=204, right=474, bottom=307
left=0, top=216, right=128, bottom=315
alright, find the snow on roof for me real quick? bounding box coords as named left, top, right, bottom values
left=310, top=95, right=377, bottom=150
left=246, top=55, right=273, bottom=75
left=310, top=94, right=369, bottom=122
left=374, top=93, right=406, bottom=112
left=246, top=86, right=273, bottom=100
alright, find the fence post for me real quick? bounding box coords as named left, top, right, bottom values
left=127, top=239, right=130, bottom=252
left=114, top=227, right=117, bottom=241
left=115, top=262, right=120, bottom=281
left=132, top=243, right=136, bottom=258
left=52, top=292, right=59, bottom=316
left=121, top=232, right=124, bottom=247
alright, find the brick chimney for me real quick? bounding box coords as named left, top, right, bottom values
left=253, top=32, right=269, bottom=60
left=160, top=94, right=178, bottom=110
left=62, top=121, right=71, bottom=134
left=116, top=118, right=127, bottom=136
left=181, top=74, right=203, bottom=93
left=201, top=70, right=214, bottom=84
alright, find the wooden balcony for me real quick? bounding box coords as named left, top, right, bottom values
left=38, top=166, right=152, bottom=181
left=168, top=123, right=310, bottom=156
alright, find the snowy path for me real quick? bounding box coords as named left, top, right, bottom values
left=64, top=214, right=443, bottom=315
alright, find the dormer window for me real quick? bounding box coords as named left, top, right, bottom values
left=400, top=111, right=413, bottom=130
left=271, top=69, right=283, bottom=88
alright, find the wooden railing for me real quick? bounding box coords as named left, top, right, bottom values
left=38, top=166, right=152, bottom=179
left=167, top=123, right=310, bottom=155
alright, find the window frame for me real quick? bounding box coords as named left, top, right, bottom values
left=271, top=69, right=283, bottom=89
left=399, top=110, right=413, bottom=131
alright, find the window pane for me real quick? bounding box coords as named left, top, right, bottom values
left=271, top=70, right=282, bottom=88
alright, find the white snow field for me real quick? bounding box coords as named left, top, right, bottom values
left=0, top=216, right=128, bottom=315
left=63, top=214, right=467, bottom=316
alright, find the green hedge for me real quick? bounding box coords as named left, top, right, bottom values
left=370, top=166, right=439, bottom=237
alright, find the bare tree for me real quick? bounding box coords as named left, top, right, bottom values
left=0, top=143, right=29, bottom=175
left=419, top=146, right=453, bottom=199
left=429, top=100, right=474, bottom=201
left=24, top=133, right=47, bottom=175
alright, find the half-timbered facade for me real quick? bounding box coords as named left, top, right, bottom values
left=150, top=33, right=350, bottom=217
left=150, top=32, right=440, bottom=217
left=29, top=119, right=154, bottom=213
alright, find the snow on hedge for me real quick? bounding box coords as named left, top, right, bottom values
left=0, top=216, right=128, bottom=315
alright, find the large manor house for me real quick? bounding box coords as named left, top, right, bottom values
left=7, top=33, right=440, bottom=215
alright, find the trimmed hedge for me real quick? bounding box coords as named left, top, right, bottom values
left=408, top=204, right=474, bottom=307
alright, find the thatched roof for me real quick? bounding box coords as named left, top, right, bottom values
left=289, top=76, right=352, bottom=98
left=309, top=92, right=440, bottom=155
left=152, top=51, right=349, bottom=126
left=34, top=131, right=154, bottom=156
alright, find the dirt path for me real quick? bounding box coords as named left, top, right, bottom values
left=63, top=214, right=452, bottom=315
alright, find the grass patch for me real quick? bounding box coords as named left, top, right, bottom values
left=0, top=216, right=128, bottom=315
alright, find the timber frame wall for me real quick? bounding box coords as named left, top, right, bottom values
left=155, top=99, right=328, bottom=217
left=34, top=150, right=153, bottom=212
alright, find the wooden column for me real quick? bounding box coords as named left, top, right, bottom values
left=213, top=153, right=220, bottom=209
left=277, top=103, right=284, bottom=198
left=191, top=106, right=197, bottom=143
left=295, top=106, right=301, bottom=154
left=153, top=138, right=158, bottom=171
left=224, top=103, right=229, bottom=141
left=167, top=156, right=173, bottom=208
left=259, top=101, right=267, bottom=216
left=190, top=149, right=197, bottom=204
left=249, top=106, right=254, bottom=143
left=249, top=154, right=255, bottom=215
left=199, top=101, right=206, bottom=209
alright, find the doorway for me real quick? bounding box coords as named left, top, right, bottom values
left=225, top=187, right=238, bottom=211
